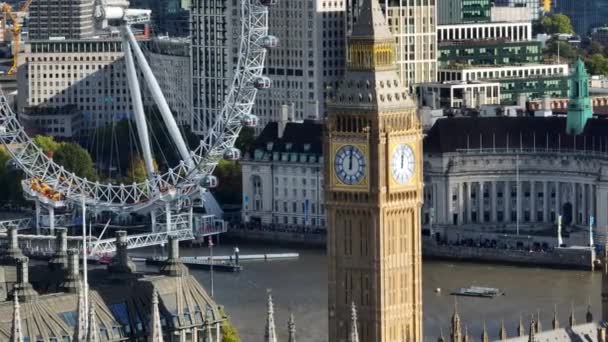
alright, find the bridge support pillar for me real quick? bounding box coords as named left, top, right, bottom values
left=48, top=206, right=54, bottom=236
left=35, top=201, right=40, bottom=235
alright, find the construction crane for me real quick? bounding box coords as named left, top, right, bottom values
left=2, top=0, right=33, bottom=75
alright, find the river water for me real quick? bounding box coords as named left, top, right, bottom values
left=148, top=242, right=600, bottom=341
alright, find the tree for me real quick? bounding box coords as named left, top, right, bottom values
left=587, top=53, right=608, bottom=76
left=219, top=307, right=241, bottom=342
left=0, top=146, right=24, bottom=204
left=540, top=14, right=575, bottom=34
left=125, top=157, right=158, bottom=183
left=235, top=127, right=255, bottom=153
left=212, top=160, right=242, bottom=205
left=33, top=135, right=61, bottom=156
left=53, top=142, right=97, bottom=180
left=544, top=40, right=578, bottom=61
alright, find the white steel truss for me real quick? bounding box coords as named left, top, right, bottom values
left=0, top=0, right=272, bottom=213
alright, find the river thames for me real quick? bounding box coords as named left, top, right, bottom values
left=154, top=242, right=600, bottom=341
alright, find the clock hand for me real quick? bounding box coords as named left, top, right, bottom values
left=348, top=149, right=353, bottom=171
left=401, top=153, right=404, bottom=169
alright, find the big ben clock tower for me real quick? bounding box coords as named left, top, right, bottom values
left=324, top=0, right=423, bottom=340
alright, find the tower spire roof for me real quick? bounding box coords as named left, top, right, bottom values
left=88, top=301, right=100, bottom=342
left=288, top=313, right=296, bottom=342
left=149, top=291, right=164, bottom=342
left=264, top=290, right=277, bottom=342
left=350, top=301, right=360, bottom=342
left=350, top=0, right=393, bottom=42
left=10, top=296, right=23, bottom=342
left=499, top=319, right=507, bottom=340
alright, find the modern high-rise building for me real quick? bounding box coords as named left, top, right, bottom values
left=190, top=0, right=234, bottom=135
left=492, top=0, right=541, bottom=21
left=347, top=0, right=437, bottom=90
left=130, top=0, right=190, bottom=37
left=554, top=0, right=608, bottom=35
left=251, top=0, right=345, bottom=132
left=28, top=0, right=95, bottom=40
left=437, top=0, right=491, bottom=25
left=17, top=39, right=130, bottom=132
left=325, top=0, right=423, bottom=340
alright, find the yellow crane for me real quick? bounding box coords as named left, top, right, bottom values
left=2, top=0, right=33, bottom=75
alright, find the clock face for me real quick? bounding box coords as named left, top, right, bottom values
left=334, top=145, right=366, bottom=185
left=391, top=144, right=415, bottom=184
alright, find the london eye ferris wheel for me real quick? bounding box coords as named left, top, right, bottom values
left=0, top=0, right=278, bottom=239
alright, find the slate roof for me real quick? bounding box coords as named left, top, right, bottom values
left=246, top=120, right=323, bottom=162
left=424, top=116, right=608, bottom=154
left=502, top=322, right=602, bottom=342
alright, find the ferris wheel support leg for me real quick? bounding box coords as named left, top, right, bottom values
left=122, top=29, right=156, bottom=178
left=165, top=202, right=171, bottom=232
left=151, top=209, right=157, bottom=233
left=48, top=206, right=55, bottom=236
left=123, top=25, right=192, bottom=166
left=35, top=201, right=40, bottom=235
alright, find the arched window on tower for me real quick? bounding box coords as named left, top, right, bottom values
left=252, top=175, right=263, bottom=211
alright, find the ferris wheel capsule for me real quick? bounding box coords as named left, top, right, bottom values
left=254, top=77, right=272, bottom=90
left=223, top=148, right=241, bottom=161
left=260, top=35, right=279, bottom=49
left=201, top=175, right=219, bottom=189
left=260, top=0, right=278, bottom=5
left=241, top=114, right=259, bottom=127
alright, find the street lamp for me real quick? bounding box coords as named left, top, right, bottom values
left=208, top=236, right=214, bottom=298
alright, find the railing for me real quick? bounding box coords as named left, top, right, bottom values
left=0, top=217, right=32, bottom=232
left=455, top=147, right=608, bottom=158
left=91, top=229, right=195, bottom=254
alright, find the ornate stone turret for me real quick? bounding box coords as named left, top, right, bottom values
left=12, top=257, right=37, bottom=302
left=598, top=326, right=607, bottom=342
left=350, top=302, right=359, bottom=342
left=517, top=314, right=524, bottom=337
left=108, top=231, right=136, bottom=274
left=481, top=321, right=489, bottom=342
left=438, top=328, right=446, bottom=342
left=88, top=301, right=100, bottom=342
left=569, top=304, right=576, bottom=327
left=49, top=228, right=68, bottom=270
left=76, top=282, right=86, bottom=342
left=11, top=296, right=22, bottom=342
left=3, top=227, right=23, bottom=262
left=60, top=249, right=81, bottom=293
left=288, top=313, right=296, bottom=342
left=264, top=291, right=277, bottom=342
left=499, top=319, right=507, bottom=340
left=451, top=302, right=462, bottom=342
left=566, top=58, right=593, bottom=135
left=586, top=303, right=593, bottom=323
left=528, top=317, right=535, bottom=342
left=552, top=306, right=559, bottom=330
left=149, top=291, right=164, bottom=342
left=160, top=236, right=187, bottom=277
left=535, top=310, right=541, bottom=333
left=463, top=325, right=469, bottom=342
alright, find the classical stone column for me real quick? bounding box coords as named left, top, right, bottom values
left=491, top=181, right=498, bottom=223
left=543, top=181, right=549, bottom=223
left=458, top=182, right=465, bottom=225
left=572, top=182, right=578, bottom=225
left=555, top=181, right=561, bottom=219
left=505, top=181, right=511, bottom=223
left=530, top=181, right=536, bottom=223
left=479, top=182, right=485, bottom=223
left=582, top=184, right=588, bottom=226
left=466, top=182, right=472, bottom=223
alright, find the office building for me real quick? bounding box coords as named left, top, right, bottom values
left=490, top=6, right=534, bottom=22
left=437, top=21, right=532, bottom=43
left=190, top=0, right=234, bottom=135
left=493, top=0, right=541, bottom=20
left=130, top=0, right=190, bottom=37
left=17, top=39, right=131, bottom=132
left=554, top=0, right=608, bottom=36
left=438, top=63, right=570, bottom=104
left=252, top=0, right=345, bottom=133
left=438, top=39, right=542, bottom=67
left=145, top=37, right=192, bottom=127
left=28, top=0, right=95, bottom=40
left=438, top=0, right=491, bottom=25
left=417, top=81, right=501, bottom=109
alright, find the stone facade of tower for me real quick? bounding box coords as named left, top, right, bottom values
left=324, top=0, right=423, bottom=340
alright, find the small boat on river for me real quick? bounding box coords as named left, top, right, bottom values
left=450, top=286, right=503, bottom=298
